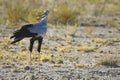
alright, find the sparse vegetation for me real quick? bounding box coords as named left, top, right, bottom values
left=49, top=5, right=77, bottom=25
left=6, top=0, right=30, bottom=26
left=58, top=46, right=71, bottom=53
left=0, top=0, right=120, bottom=79
left=107, top=21, right=119, bottom=27
left=97, top=49, right=104, bottom=53
left=112, top=38, right=120, bottom=42
left=40, top=53, right=52, bottom=62
left=97, top=54, right=119, bottom=67
left=27, top=9, right=43, bottom=23
left=75, top=62, right=87, bottom=68
left=66, top=24, right=78, bottom=36
left=93, top=38, right=108, bottom=44
left=0, top=0, right=119, bottom=27
left=84, top=26, right=95, bottom=35
left=55, top=55, right=64, bottom=64
left=75, top=46, right=96, bottom=52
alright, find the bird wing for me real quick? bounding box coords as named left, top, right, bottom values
left=28, top=21, right=47, bottom=35
left=21, top=24, right=34, bottom=30
left=11, top=24, right=34, bottom=38
left=10, top=24, right=37, bottom=44
left=11, top=24, right=34, bottom=35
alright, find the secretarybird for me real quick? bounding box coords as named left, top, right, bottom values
left=10, top=10, right=49, bottom=72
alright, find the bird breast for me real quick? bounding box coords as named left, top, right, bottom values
left=36, top=33, right=45, bottom=38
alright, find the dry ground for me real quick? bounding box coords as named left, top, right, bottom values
left=0, top=0, right=120, bottom=80
left=0, top=25, right=120, bottom=80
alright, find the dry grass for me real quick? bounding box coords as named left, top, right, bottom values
left=69, top=55, right=79, bottom=61
left=66, top=24, right=78, bottom=36
left=93, top=38, right=108, bottom=44
left=0, top=0, right=119, bottom=27
left=40, top=53, right=52, bottom=62
left=49, top=5, right=77, bottom=25
left=75, top=62, right=87, bottom=68
left=58, top=46, right=71, bottom=53
left=84, top=26, right=95, bottom=35
left=107, top=21, right=120, bottom=27
left=27, top=9, right=43, bottom=23
left=6, top=0, right=30, bottom=26
left=0, top=51, right=53, bottom=63
left=55, top=55, right=64, bottom=64
left=75, top=45, right=96, bottom=52
left=112, top=38, right=120, bottom=42
left=97, top=49, right=104, bottom=53
left=97, top=54, right=119, bottom=67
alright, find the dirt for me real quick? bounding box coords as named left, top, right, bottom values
left=0, top=25, right=120, bottom=80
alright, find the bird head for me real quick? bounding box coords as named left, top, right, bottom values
left=42, top=10, right=49, bottom=18
left=37, top=10, right=49, bottom=20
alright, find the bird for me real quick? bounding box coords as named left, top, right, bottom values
left=10, top=10, right=49, bottom=72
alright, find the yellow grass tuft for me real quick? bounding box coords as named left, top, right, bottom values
left=40, top=53, right=52, bottom=62
left=0, top=53, right=7, bottom=59
left=112, top=38, right=120, bottom=42
left=58, top=46, right=71, bottom=53
left=69, top=55, right=79, bottom=61
left=93, top=38, right=108, bottom=44
left=75, top=62, right=87, bottom=68
left=55, top=55, right=64, bottom=64
left=75, top=46, right=96, bottom=52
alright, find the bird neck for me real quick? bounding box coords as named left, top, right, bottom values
left=40, top=16, right=48, bottom=24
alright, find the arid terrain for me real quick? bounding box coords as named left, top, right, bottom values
left=0, top=0, right=120, bottom=80
left=0, top=25, right=120, bottom=80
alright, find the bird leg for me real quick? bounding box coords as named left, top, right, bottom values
left=29, top=51, right=32, bottom=72
left=37, top=37, right=43, bottom=72
left=29, top=38, right=35, bottom=72
left=29, top=38, right=35, bottom=52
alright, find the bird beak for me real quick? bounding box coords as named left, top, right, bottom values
left=42, top=10, right=49, bottom=17
left=37, top=10, right=49, bottom=19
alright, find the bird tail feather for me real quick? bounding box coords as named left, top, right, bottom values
left=11, top=37, right=23, bottom=44
left=10, top=30, right=24, bottom=44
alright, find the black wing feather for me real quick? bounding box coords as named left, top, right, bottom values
left=10, top=24, right=37, bottom=44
